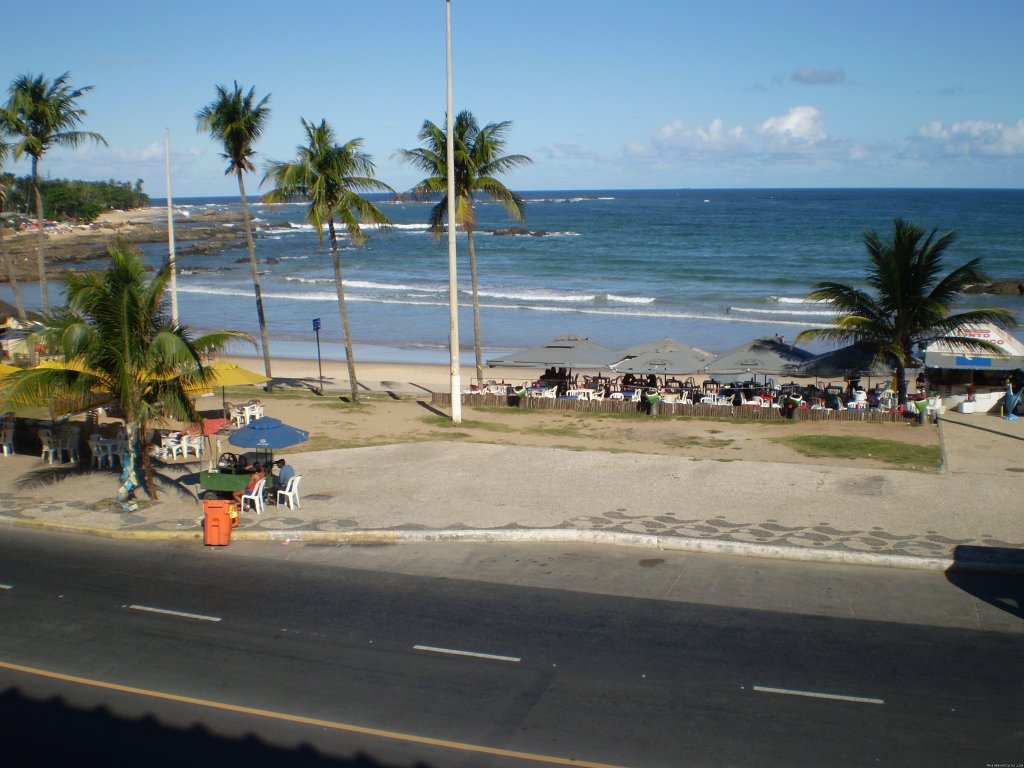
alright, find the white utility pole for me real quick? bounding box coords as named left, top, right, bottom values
left=165, top=128, right=178, bottom=322
left=445, top=0, right=462, bottom=423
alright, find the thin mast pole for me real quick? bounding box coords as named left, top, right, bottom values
left=445, top=0, right=462, bottom=423
left=165, top=128, right=178, bottom=322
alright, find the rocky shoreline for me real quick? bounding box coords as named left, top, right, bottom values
left=0, top=208, right=252, bottom=283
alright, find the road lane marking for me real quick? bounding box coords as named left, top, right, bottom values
left=0, top=584, right=12, bottom=590
left=128, top=604, right=222, bottom=622
left=0, top=660, right=625, bottom=768
left=753, top=685, right=884, bottom=705
left=413, top=644, right=521, bottom=663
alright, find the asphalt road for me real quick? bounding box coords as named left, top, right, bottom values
left=1, top=528, right=1021, bottom=767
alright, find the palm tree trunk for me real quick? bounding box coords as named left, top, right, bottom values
left=0, top=228, right=27, bottom=323
left=328, top=219, right=359, bottom=401
left=467, top=229, right=483, bottom=388
left=32, top=158, right=48, bottom=314
left=139, top=418, right=157, bottom=499
left=237, top=171, right=273, bottom=392
left=117, top=422, right=141, bottom=511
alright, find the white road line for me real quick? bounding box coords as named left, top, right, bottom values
left=413, top=644, right=521, bottom=663
left=128, top=604, right=222, bottom=623
left=753, top=685, right=884, bottom=705
left=0, top=584, right=13, bottom=590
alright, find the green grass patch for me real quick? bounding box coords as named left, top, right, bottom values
left=772, top=435, right=941, bottom=469
left=662, top=436, right=734, bottom=449
left=523, top=424, right=584, bottom=438
left=420, top=416, right=506, bottom=431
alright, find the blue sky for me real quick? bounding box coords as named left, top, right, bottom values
left=3, top=0, right=1023, bottom=197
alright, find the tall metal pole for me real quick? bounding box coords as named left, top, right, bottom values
left=445, top=0, right=462, bottom=423
left=313, top=317, right=324, bottom=394
left=165, top=128, right=178, bottom=323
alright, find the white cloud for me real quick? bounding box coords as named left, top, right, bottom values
left=757, top=106, right=827, bottom=145
left=792, top=67, right=845, bottom=85
left=650, top=118, right=747, bottom=152
left=913, top=119, right=1024, bottom=156
left=542, top=142, right=600, bottom=161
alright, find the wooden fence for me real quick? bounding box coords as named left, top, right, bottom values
left=430, top=392, right=916, bottom=424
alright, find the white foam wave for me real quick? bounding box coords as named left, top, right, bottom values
left=175, top=284, right=824, bottom=326
left=729, top=306, right=836, bottom=317
left=607, top=294, right=655, bottom=305
left=360, top=222, right=431, bottom=231
left=475, top=288, right=597, bottom=303
left=770, top=296, right=830, bottom=305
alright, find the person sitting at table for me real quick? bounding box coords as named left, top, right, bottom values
left=273, top=458, right=295, bottom=488
left=233, top=462, right=265, bottom=507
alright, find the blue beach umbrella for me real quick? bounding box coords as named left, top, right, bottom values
left=228, top=416, right=309, bottom=465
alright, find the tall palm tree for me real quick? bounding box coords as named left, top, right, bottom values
left=0, top=238, right=252, bottom=504
left=196, top=82, right=274, bottom=389
left=796, top=218, right=1017, bottom=406
left=0, top=135, right=26, bottom=322
left=3, top=72, right=106, bottom=313
left=399, top=111, right=531, bottom=387
left=263, top=119, right=393, bottom=402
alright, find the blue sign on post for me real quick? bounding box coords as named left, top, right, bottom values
left=312, top=317, right=321, bottom=332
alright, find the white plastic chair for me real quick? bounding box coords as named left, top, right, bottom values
left=160, top=432, right=184, bottom=460
left=276, top=475, right=302, bottom=510
left=564, top=389, right=592, bottom=401
left=186, top=433, right=204, bottom=459
left=39, top=429, right=59, bottom=464
left=241, top=476, right=267, bottom=515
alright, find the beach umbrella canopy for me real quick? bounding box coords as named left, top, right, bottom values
left=205, top=361, right=272, bottom=387
left=704, top=337, right=814, bottom=377
left=227, top=415, right=309, bottom=465
left=611, top=342, right=710, bottom=375
left=228, top=416, right=309, bottom=449
left=921, top=323, right=1024, bottom=371
left=186, top=361, right=270, bottom=405
left=486, top=335, right=619, bottom=370
left=0, top=362, right=20, bottom=376
left=797, top=344, right=894, bottom=380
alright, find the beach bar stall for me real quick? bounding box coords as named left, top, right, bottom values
left=922, top=323, right=1024, bottom=413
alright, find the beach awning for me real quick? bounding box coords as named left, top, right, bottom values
left=922, top=323, right=1024, bottom=370
left=704, top=337, right=814, bottom=376
left=486, top=335, right=619, bottom=370
left=796, top=344, right=894, bottom=379
left=611, top=342, right=710, bottom=375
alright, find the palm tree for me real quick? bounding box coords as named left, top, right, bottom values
left=795, top=218, right=1017, bottom=406
left=0, top=135, right=27, bottom=322
left=3, top=72, right=106, bottom=313
left=196, top=82, right=274, bottom=389
left=263, top=119, right=393, bottom=402
left=399, top=111, right=531, bottom=387
left=0, top=238, right=252, bottom=504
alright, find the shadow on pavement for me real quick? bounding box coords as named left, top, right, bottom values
left=1, top=687, right=434, bottom=768
left=946, top=545, right=1024, bottom=619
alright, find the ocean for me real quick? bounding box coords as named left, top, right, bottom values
left=7, top=189, right=1024, bottom=365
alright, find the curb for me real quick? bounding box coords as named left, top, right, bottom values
left=6, top=516, right=1019, bottom=574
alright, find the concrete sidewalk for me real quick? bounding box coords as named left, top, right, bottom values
left=1, top=410, right=1022, bottom=573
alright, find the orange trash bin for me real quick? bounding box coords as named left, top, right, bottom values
left=203, top=499, right=238, bottom=546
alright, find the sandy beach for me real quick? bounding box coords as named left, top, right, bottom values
left=202, top=353, right=938, bottom=471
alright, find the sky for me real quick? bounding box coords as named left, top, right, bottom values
left=3, top=0, right=1023, bottom=197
